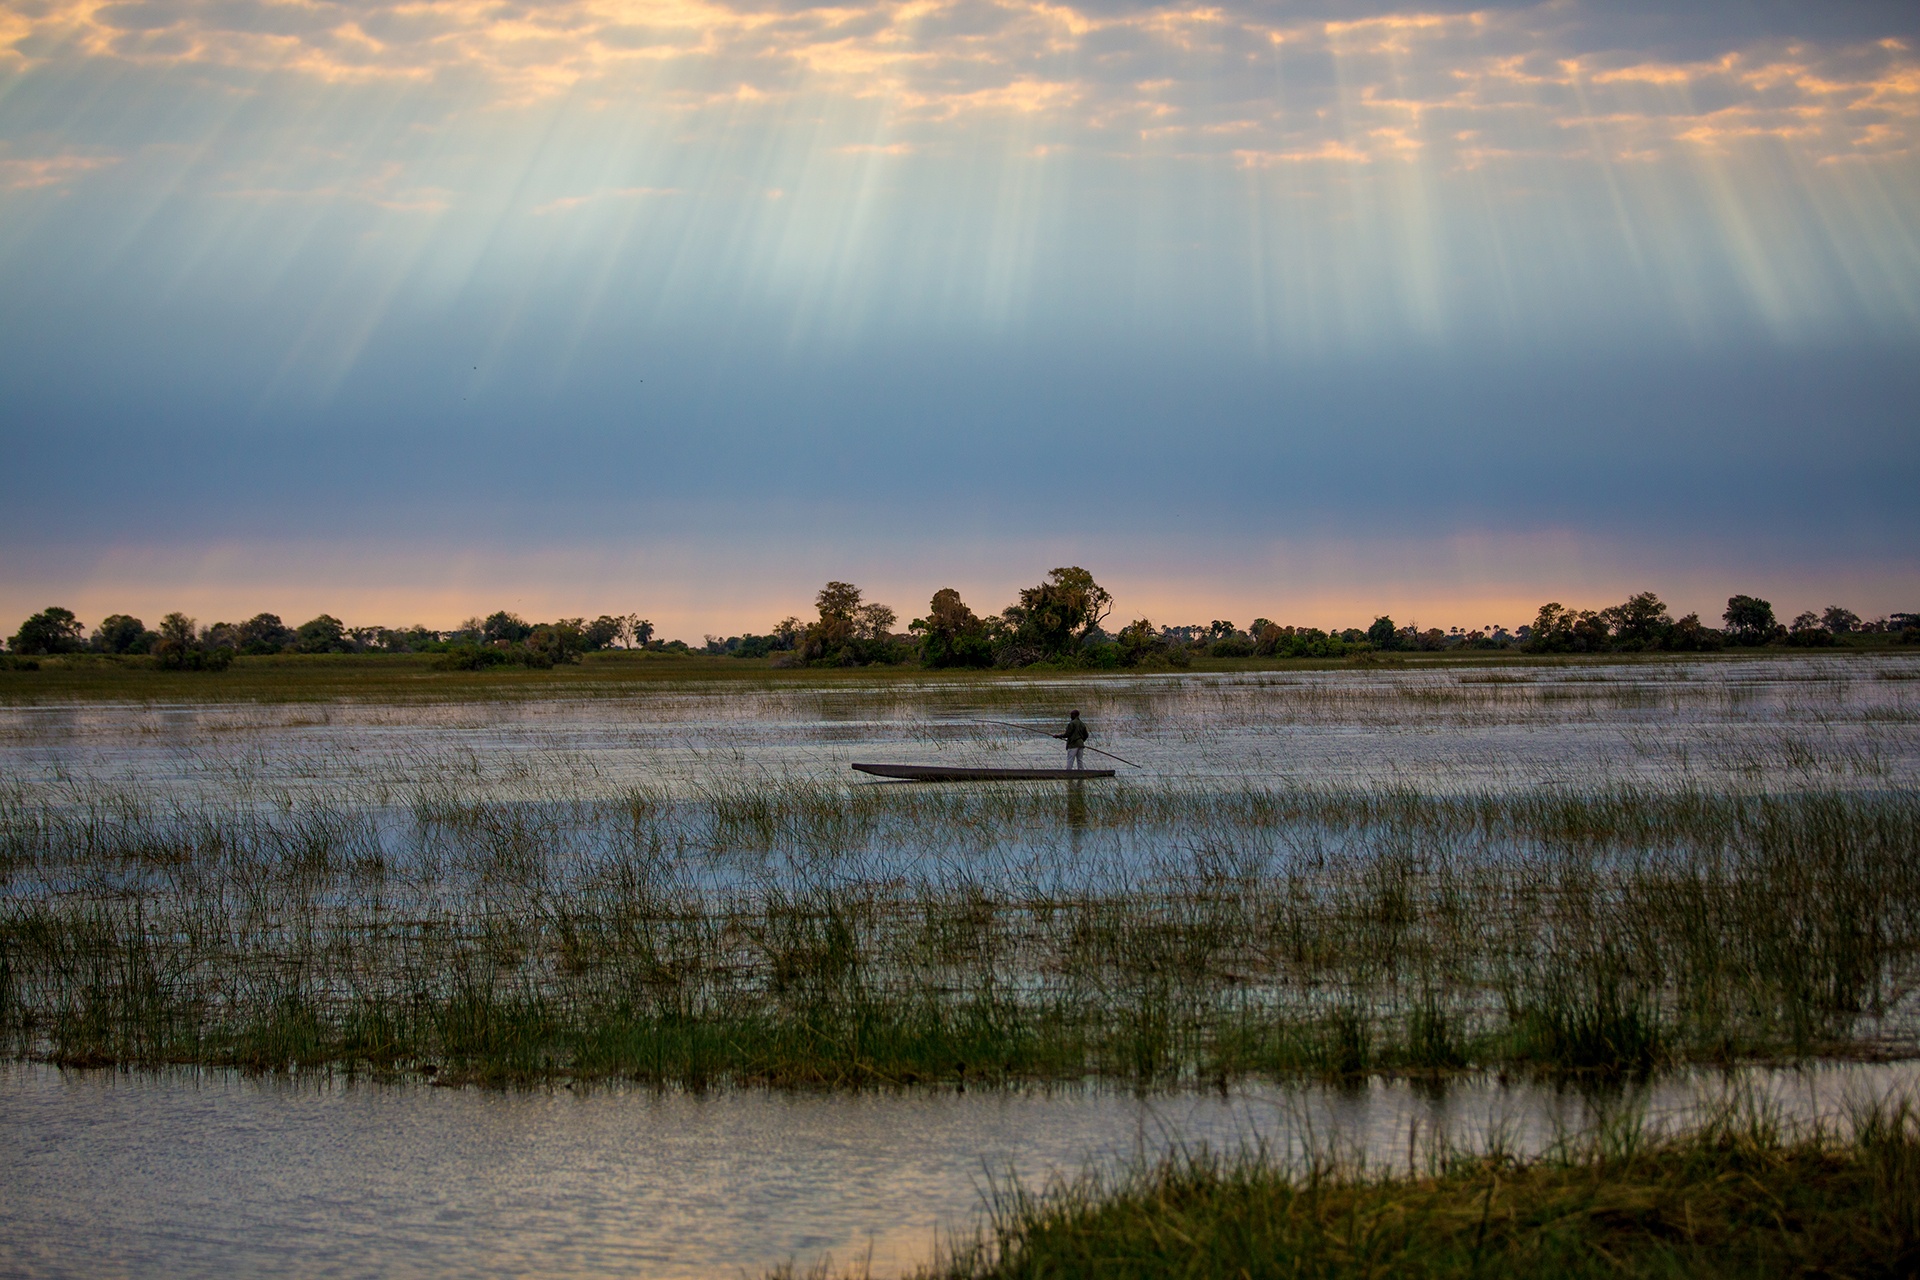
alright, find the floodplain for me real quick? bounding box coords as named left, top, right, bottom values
left=3, top=651, right=1917, bottom=1274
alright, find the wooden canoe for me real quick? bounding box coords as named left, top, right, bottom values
left=852, top=763, right=1116, bottom=781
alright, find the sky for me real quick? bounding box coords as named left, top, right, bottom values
left=1, top=0, right=1916, bottom=639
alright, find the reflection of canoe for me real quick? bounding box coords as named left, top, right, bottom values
left=852, top=763, right=1116, bottom=781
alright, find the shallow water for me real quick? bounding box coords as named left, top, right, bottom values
left=5, top=661, right=1918, bottom=1275
left=3, top=1061, right=1914, bottom=1279
left=4, top=656, right=1917, bottom=807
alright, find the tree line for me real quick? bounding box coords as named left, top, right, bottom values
left=585, top=573, right=1920, bottom=669
left=7, top=572, right=1917, bottom=671
left=3, top=608, right=657, bottom=670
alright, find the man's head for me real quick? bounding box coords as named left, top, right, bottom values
left=1069, top=710, right=1080, bottom=719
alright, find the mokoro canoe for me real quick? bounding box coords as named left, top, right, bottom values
left=852, top=763, right=1116, bottom=781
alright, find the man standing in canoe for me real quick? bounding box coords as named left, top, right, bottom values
left=1056, top=710, right=1090, bottom=771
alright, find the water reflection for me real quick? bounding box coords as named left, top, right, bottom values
left=2, top=1062, right=1913, bottom=1279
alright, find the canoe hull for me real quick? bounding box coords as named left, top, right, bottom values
left=852, top=763, right=1115, bottom=781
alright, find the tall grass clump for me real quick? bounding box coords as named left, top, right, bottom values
left=877, top=1098, right=1920, bottom=1280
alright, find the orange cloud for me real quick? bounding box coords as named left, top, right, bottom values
left=0, top=2, right=1911, bottom=173
left=1234, top=138, right=1370, bottom=166
left=0, top=151, right=118, bottom=189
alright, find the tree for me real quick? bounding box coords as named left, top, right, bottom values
left=1667, top=613, right=1723, bottom=651
left=1822, top=606, right=1860, bottom=635
left=623, top=616, right=656, bottom=649
left=1115, top=617, right=1189, bottom=668
left=523, top=622, right=585, bottom=667
left=10, top=607, right=84, bottom=655
left=295, top=614, right=349, bottom=653
left=816, top=581, right=862, bottom=622
left=855, top=602, right=897, bottom=640
left=236, top=613, right=294, bottom=654
left=1723, top=595, right=1779, bottom=646
left=1787, top=610, right=1834, bottom=647
left=582, top=616, right=625, bottom=651
left=914, top=588, right=993, bottom=668
left=1367, top=616, right=1398, bottom=651
left=153, top=612, right=232, bottom=670
left=794, top=582, right=904, bottom=665
left=92, top=614, right=153, bottom=654
left=1007, top=567, right=1113, bottom=658
left=482, top=611, right=532, bottom=644
left=1605, top=592, right=1671, bottom=649
left=1523, top=603, right=1574, bottom=653
left=799, top=581, right=862, bottom=661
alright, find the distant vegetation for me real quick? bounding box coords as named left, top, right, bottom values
left=7, top=573, right=1917, bottom=674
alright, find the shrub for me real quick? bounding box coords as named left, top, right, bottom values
left=434, top=645, right=512, bottom=670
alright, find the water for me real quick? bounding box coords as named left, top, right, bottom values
left=4, top=657, right=1917, bottom=807
left=3, top=1061, right=1915, bottom=1279
left=5, top=659, right=1917, bottom=1276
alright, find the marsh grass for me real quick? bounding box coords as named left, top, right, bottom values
left=818, top=1097, right=1920, bottom=1279
left=4, top=759, right=1917, bottom=1087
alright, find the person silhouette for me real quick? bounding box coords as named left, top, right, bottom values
left=1055, top=710, right=1090, bottom=771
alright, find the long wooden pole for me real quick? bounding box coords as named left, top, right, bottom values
left=972, top=718, right=1144, bottom=769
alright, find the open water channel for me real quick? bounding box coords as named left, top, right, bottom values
left=5, top=1061, right=1917, bottom=1279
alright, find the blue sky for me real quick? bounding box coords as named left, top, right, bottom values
left=2, top=0, right=1916, bottom=637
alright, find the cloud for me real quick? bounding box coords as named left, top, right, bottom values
left=0, top=150, right=118, bottom=189
left=217, top=160, right=450, bottom=210
left=1234, top=138, right=1371, bottom=166
left=531, top=185, right=681, bottom=213
left=0, top=3, right=1914, bottom=173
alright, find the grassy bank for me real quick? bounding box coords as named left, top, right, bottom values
left=834, top=1101, right=1920, bottom=1279
left=1, top=645, right=1903, bottom=704
left=5, top=776, right=1916, bottom=1087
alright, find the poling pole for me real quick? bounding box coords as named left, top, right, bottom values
left=970, top=718, right=1144, bottom=769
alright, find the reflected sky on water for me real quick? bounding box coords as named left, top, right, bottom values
left=3, top=1060, right=1916, bottom=1280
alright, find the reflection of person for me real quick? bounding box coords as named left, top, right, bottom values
left=1056, top=710, right=1090, bottom=771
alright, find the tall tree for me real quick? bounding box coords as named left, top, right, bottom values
left=915, top=588, right=993, bottom=668
left=236, top=613, right=294, bottom=653
left=1606, top=592, right=1671, bottom=648
left=1723, top=595, right=1779, bottom=646
left=296, top=614, right=349, bottom=653
left=92, top=614, right=152, bottom=654
left=10, top=606, right=84, bottom=655
left=1009, top=567, right=1113, bottom=656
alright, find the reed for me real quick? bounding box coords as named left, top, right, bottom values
left=4, top=763, right=1916, bottom=1087
left=844, top=1097, right=1920, bottom=1279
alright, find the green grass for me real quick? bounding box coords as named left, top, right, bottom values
left=824, top=1100, right=1920, bottom=1280
left=0, top=644, right=1900, bottom=704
